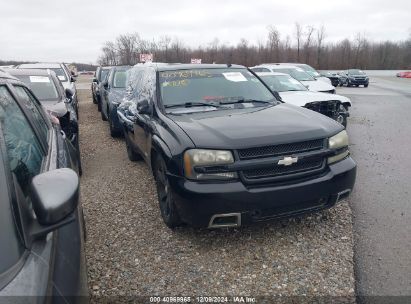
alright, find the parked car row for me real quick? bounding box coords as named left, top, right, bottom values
left=0, top=69, right=87, bottom=301
left=93, top=63, right=357, bottom=230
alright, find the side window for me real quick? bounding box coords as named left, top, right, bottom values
left=138, top=69, right=156, bottom=105
left=127, top=69, right=145, bottom=99
left=13, top=86, right=49, bottom=144
left=0, top=86, right=45, bottom=196
left=261, top=68, right=271, bottom=72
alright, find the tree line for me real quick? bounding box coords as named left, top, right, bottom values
left=98, top=23, right=411, bottom=70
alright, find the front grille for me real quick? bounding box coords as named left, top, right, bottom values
left=238, top=139, right=325, bottom=160
left=305, top=100, right=340, bottom=118
left=242, top=158, right=324, bottom=179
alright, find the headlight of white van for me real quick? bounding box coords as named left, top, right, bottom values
left=184, top=149, right=237, bottom=180
left=328, top=130, right=349, bottom=164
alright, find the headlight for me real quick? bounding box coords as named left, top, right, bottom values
left=184, top=149, right=237, bottom=180
left=328, top=130, right=349, bottom=164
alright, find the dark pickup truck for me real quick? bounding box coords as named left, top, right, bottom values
left=117, top=63, right=357, bottom=229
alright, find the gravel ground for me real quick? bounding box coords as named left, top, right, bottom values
left=77, top=76, right=355, bottom=300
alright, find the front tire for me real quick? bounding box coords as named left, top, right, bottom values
left=364, top=83, right=369, bottom=88
left=154, top=155, right=182, bottom=228
left=101, top=105, right=107, bottom=121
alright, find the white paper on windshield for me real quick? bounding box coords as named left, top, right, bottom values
left=295, top=67, right=304, bottom=72
left=222, top=72, right=247, bottom=82
left=58, top=75, right=65, bottom=81
left=29, top=76, right=50, bottom=83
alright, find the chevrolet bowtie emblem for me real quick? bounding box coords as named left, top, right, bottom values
left=278, top=156, right=298, bottom=166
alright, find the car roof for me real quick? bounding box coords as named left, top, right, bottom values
left=0, top=68, right=19, bottom=81
left=254, top=64, right=301, bottom=69
left=133, top=63, right=245, bottom=71
left=18, top=62, right=63, bottom=69
left=255, top=72, right=289, bottom=76
left=7, top=68, right=53, bottom=77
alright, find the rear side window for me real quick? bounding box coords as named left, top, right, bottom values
left=13, top=86, right=49, bottom=144
left=50, top=68, right=67, bottom=82
left=0, top=86, right=45, bottom=196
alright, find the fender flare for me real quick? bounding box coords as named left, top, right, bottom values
left=150, top=135, right=172, bottom=174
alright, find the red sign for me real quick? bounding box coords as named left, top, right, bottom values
left=140, top=53, right=153, bottom=62
left=191, top=58, right=202, bottom=64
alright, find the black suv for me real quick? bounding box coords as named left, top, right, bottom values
left=343, top=69, right=369, bottom=87
left=0, top=70, right=87, bottom=300
left=117, top=64, right=357, bottom=229
left=92, top=66, right=111, bottom=111
left=100, top=65, right=131, bottom=136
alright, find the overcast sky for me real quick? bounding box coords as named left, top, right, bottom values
left=0, top=0, right=410, bottom=64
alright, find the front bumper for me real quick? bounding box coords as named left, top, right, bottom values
left=348, top=78, right=369, bottom=85
left=168, top=157, right=356, bottom=228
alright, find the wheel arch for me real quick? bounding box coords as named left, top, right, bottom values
left=150, top=135, right=172, bottom=176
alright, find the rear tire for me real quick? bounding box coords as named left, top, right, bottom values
left=154, top=155, right=182, bottom=228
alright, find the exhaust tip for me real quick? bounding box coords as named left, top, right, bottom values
left=208, top=213, right=241, bottom=229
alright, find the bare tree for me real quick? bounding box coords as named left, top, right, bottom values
left=267, top=25, right=281, bottom=62
left=159, top=35, right=172, bottom=62
left=316, top=25, right=326, bottom=68
left=116, top=33, right=140, bottom=65
left=304, top=25, right=315, bottom=64
left=294, top=23, right=303, bottom=61
left=95, top=28, right=411, bottom=69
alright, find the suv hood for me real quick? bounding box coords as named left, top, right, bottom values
left=169, top=103, right=342, bottom=149
left=279, top=91, right=351, bottom=107
left=300, top=79, right=335, bottom=92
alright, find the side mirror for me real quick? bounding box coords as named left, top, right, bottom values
left=103, top=81, right=109, bottom=89
left=304, top=84, right=310, bottom=89
left=30, top=168, right=79, bottom=226
left=137, top=99, right=150, bottom=114
left=65, top=88, right=74, bottom=99
left=70, top=76, right=77, bottom=82
left=92, top=77, right=97, bottom=83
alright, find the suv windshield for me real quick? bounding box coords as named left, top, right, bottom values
left=113, top=70, right=127, bottom=88
left=348, top=69, right=365, bottom=75
left=275, top=68, right=314, bottom=81
left=260, top=75, right=307, bottom=92
left=15, top=75, right=59, bottom=100
left=159, top=68, right=275, bottom=109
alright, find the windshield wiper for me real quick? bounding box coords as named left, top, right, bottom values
left=219, top=98, right=272, bottom=105
left=164, top=102, right=220, bottom=109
